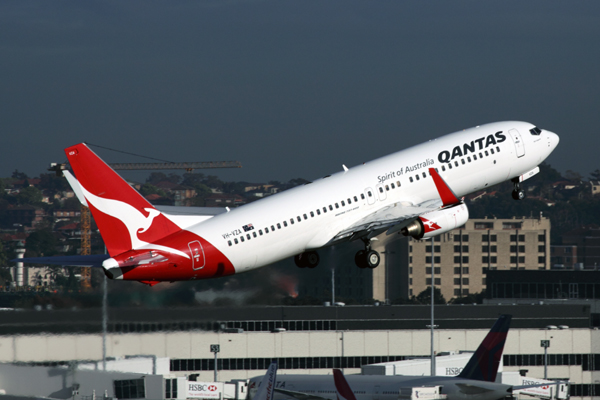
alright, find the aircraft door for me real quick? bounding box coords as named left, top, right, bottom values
left=375, top=184, right=387, bottom=201
left=509, top=129, right=525, bottom=158
left=365, top=188, right=376, bottom=205
left=188, top=240, right=205, bottom=270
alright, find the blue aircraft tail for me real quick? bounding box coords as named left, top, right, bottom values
left=457, top=314, right=512, bottom=382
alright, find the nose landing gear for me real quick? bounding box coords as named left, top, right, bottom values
left=511, top=178, right=526, bottom=200
left=355, top=239, right=380, bottom=269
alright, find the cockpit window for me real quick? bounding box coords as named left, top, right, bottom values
left=529, top=127, right=542, bottom=136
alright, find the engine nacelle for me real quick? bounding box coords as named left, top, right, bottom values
left=401, top=203, right=469, bottom=239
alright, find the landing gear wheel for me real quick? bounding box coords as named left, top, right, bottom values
left=294, top=251, right=320, bottom=268
left=511, top=178, right=525, bottom=201
left=366, top=250, right=380, bottom=269
left=512, top=189, right=525, bottom=200
left=355, top=250, right=368, bottom=269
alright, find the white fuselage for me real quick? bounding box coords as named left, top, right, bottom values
left=186, top=121, right=558, bottom=273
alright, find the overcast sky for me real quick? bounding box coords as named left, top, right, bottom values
left=1, top=1, right=598, bottom=183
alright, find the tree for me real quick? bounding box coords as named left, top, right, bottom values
left=590, top=169, right=600, bottom=181
left=25, top=229, right=58, bottom=257
left=415, top=287, right=446, bottom=304
left=15, top=186, right=43, bottom=205
left=11, top=170, right=28, bottom=180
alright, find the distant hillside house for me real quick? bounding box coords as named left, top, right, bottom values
left=205, top=193, right=245, bottom=208
left=591, top=180, right=600, bottom=196
left=53, top=209, right=81, bottom=220
left=6, top=206, right=46, bottom=228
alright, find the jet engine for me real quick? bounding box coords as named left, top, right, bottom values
left=401, top=203, right=469, bottom=239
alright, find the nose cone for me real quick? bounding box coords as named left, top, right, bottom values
left=546, top=130, right=560, bottom=152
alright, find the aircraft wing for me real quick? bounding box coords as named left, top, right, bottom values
left=12, top=254, right=110, bottom=267
left=274, top=388, right=331, bottom=400
left=331, top=168, right=459, bottom=242
left=331, top=200, right=440, bottom=241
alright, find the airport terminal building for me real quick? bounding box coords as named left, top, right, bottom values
left=0, top=304, right=599, bottom=399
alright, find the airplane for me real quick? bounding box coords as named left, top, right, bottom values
left=252, top=362, right=278, bottom=400
left=16, top=121, right=559, bottom=285
left=248, top=315, right=539, bottom=400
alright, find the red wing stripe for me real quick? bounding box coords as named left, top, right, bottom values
left=429, top=167, right=460, bottom=207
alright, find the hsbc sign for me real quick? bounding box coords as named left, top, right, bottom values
left=187, top=382, right=223, bottom=399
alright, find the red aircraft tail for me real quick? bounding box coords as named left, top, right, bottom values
left=65, top=143, right=181, bottom=257
left=457, top=314, right=512, bottom=382
left=333, top=369, right=358, bottom=400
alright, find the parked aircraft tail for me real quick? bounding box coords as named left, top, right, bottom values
left=457, top=314, right=512, bottom=382
left=253, top=362, right=278, bottom=400
left=64, top=143, right=182, bottom=257
left=333, top=369, right=358, bottom=400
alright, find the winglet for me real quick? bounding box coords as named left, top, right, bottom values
left=429, top=168, right=460, bottom=207
left=333, top=369, right=358, bottom=400
left=458, top=314, right=512, bottom=382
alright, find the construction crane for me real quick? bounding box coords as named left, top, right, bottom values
left=49, top=159, right=242, bottom=290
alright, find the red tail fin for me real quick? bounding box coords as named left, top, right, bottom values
left=458, top=314, right=512, bottom=382
left=333, top=369, right=358, bottom=400
left=65, top=143, right=181, bottom=257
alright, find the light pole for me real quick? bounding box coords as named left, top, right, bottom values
left=430, top=237, right=435, bottom=376
left=541, top=340, right=550, bottom=379
left=210, top=344, right=220, bottom=382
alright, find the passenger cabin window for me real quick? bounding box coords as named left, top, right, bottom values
left=396, top=181, right=401, bottom=187
left=265, top=227, right=269, bottom=233
left=442, top=165, right=446, bottom=171
left=335, top=203, right=339, bottom=209
left=368, top=191, right=372, bottom=197
left=341, top=200, right=345, bottom=206
left=454, top=161, right=459, bottom=167
left=391, top=183, right=395, bottom=189
left=448, top=163, right=452, bottom=169
left=490, top=148, right=495, bottom=154
left=347, top=198, right=351, bottom=204
left=234, top=238, right=239, bottom=244
left=283, top=221, right=288, bottom=227
left=467, top=156, right=471, bottom=162
left=303, top=214, right=308, bottom=220
left=310, top=211, right=314, bottom=217
left=409, top=177, right=414, bottom=183
left=416, top=175, right=420, bottom=181
left=496, top=146, right=500, bottom=152
left=277, top=223, right=281, bottom=229
left=297, top=216, right=301, bottom=222
left=361, top=194, right=365, bottom=199
left=385, top=185, right=389, bottom=191
left=247, top=234, right=251, bottom=240
left=317, top=209, right=321, bottom=215
left=354, top=196, right=358, bottom=201
left=473, top=155, right=477, bottom=160
left=461, top=159, right=465, bottom=165
left=485, top=150, right=489, bottom=156
left=228, top=240, right=232, bottom=246
left=240, top=236, right=245, bottom=242
left=271, top=225, right=275, bottom=231
left=259, top=230, right=263, bottom=235
left=422, top=172, right=426, bottom=178
left=253, top=232, right=257, bottom=237
left=379, top=187, right=383, bottom=193
left=329, top=205, right=333, bottom=211
left=290, top=218, right=294, bottom=224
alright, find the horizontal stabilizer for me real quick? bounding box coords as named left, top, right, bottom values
left=456, top=383, right=494, bottom=395
left=12, top=254, right=110, bottom=267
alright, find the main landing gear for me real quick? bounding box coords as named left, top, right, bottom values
left=294, top=251, right=320, bottom=268
left=511, top=178, right=526, bottom=201
left=355, top=239, right=380, bottom=269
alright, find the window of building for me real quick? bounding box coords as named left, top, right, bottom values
left=463, top=278, right=469, bottom=285
left=538, top=234, right=545, bottom=242
left=482, top=245, right=489, bottom=252
left=462, top=288, right=469, bottom=295
left=454, top=289, right=460, bottom=296
left=491, top=256, right=497, bottom=263
left=453, top=267, right=460, bottom=274
left=538, top=245, right=545, bottom=252
left=115, top=379, right=146, bottom=399
left=482, top=256, right=489, bottom=263
left=454, top=245, right=461, bottom=252
left=462, top=267, right=469, bottom=274
left=539, top=256, right=546, bottom=263
left=475, top=222, right=494, bottom=230
left=454, top=278, right=460, bottom=285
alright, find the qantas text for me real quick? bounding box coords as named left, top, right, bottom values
left=438, top=131, right=506, bottom=163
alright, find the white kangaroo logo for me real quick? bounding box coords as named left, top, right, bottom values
left=80, top=185, right=189, bottom=259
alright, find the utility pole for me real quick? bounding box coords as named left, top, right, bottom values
left=541, top=340, right=550, bottom=379
left=430, top=237, right=436, bottom=376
